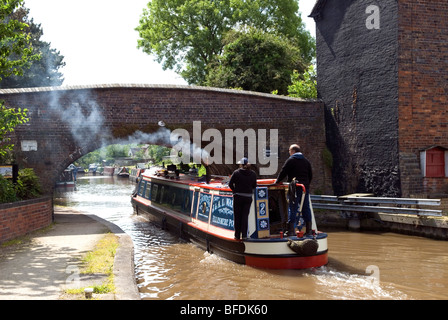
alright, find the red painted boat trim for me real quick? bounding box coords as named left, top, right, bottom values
left=245, top=252, right=328, bottom=270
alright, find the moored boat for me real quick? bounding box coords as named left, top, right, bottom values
left=55, top=169, right=76, bottom=191
left=117, top=167, right=130, bottom=178
left=131, top=169, right=328, bottom=269
left=129, top=167, right=146, bottom=183
left=103, top=166, right=115, bottom=176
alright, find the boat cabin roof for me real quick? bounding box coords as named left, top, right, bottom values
left=141, top=169, right=299, bottom=192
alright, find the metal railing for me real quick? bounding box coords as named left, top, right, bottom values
left=311, top=194, right=443, bottom=217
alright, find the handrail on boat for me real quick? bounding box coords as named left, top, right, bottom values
left=257, top=179, right=306, bottom=193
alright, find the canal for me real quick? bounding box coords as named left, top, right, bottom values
left=55, top=175, right=448, bottom=300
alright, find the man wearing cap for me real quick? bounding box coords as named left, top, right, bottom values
left=229, top=157, right=257, bottom=240
left=275, top=144, right=313, bottom=236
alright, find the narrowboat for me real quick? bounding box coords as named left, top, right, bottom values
left=131, top=169, right=328, bottom=269
left=117, top=167, right=130, bottom=178
left=88, top=163, right=98, bottom=175
left=55, top=169, right=76, bottom=191
left=103, top=166, right=115, bottom=176
left=129, top=167, right=146, bottom=183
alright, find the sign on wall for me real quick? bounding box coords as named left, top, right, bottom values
left=21, top=140, right=38, bottom=151
left=0, top=164, right=18, bottom=182
left=0, top=166, right=13, bottom=178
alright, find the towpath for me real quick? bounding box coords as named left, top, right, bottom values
left=0, top=207, right=139, bottom=300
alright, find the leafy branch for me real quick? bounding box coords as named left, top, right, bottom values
left=0, top=103, right=28, bottom=157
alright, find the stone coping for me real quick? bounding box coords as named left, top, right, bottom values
left=0, top=83, right=320, bottom=103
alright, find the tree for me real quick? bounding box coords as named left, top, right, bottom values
left=0, top=6, right=65, bottom=88
left=287, top=65, right=317, bottom=99
left=0, top=104, right=28, bottom=160
left=206, top=28, right=305, bottom=95
left=136, top=0, right=314, bottom=85
left=0, top=0, right=36, bottom=161
left=146, top=145, right=170, bottom=164
left=0, top=0, right=39, bottom=81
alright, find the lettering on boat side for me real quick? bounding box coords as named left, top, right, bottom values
left=170, top=121, right=279, bottom=175
left=211, top=195, right=234, bottom=230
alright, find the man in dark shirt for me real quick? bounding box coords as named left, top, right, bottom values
left=275, top=144, right=313, bottom=236
left=229, top=157, right=257, bottom=240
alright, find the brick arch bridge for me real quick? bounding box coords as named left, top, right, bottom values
left=1, top=84, right=329, bottom=194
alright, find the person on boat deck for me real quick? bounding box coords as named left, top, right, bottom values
left=229, top=157, right=257, bottom=240
left=275, top=144, right=313, bottom=236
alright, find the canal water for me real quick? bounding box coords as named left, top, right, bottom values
left=55, top=176, right=448, bottom=300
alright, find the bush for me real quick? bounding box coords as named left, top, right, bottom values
left=288, top=65, right=317, bottom=99
left=0, top=175, right=18, bottom=203
left=0, top=168, right=42, bottom=204
left=15, top=168, right=42, bottom=200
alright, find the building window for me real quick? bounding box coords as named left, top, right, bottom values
left=421, top=147, right=447, bottom=178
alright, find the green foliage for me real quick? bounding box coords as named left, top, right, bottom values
left=74, top=144, right=130, bottom=168
left=145, top=145, right=170, bottom=165
left=74, top=144, right=173, bottom=171
left=0, top=168, right=41, bottom=204
left=0, top=0, right=40, bottom=81
left=206, top=28, right=305, bottom=95
left=103, top=144, right=130, bottom=163
left=0, top=174, right=18, bottom=203
left=287, top=65, right=317, bottom=99
left=0, top=104, right=29, bottom=157
left=0, top=1, right=36, bottom=157
left=0, top=6, right=65, bottom=88
left=136, top=0, right=314, bottom=85
left=75, top=150, right=102, bottom=169
left=15, top=168, right=42, bottom=200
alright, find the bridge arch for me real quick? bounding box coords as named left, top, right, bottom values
left=0, top=84, right=329, bottom=193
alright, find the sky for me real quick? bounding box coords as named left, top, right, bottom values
left=24, top=0, right=316, bottom=87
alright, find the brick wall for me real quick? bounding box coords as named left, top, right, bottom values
left=0, top=197, right=53, bottom=244
left=398, top=0, right=448, bottom=196
left=315, top=0, right=400, bottom=196
left=0, top=85, right=331, bottom=194
left=314, top=0, right=448, bottom=197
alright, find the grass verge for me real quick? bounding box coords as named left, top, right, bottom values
left=64, top=233, right=119, bottom=299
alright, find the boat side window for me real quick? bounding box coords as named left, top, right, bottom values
left=151, top=184, right=159, bottom=203
left=149, top=183, right=191, bottom=215
left=138, top=181, right=146, bottom=197
left=182, top=190, right=192, bottom=214
left=159, top=185, right=166, bottom=204
left=151, top=183, right=169, bottom=205
left=170, top=187, right=184, bottom=211
left=144, top=182, right=151, bottom=200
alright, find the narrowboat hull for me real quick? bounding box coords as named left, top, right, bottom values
left=55, top=169, right=76, bottom=191
left=131, top=173, right=328, bottom=270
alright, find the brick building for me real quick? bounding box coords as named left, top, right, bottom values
left=311, top=0, right=448, bottom=197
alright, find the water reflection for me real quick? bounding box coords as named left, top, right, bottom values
left=56, top=176, right=448, bottom=300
